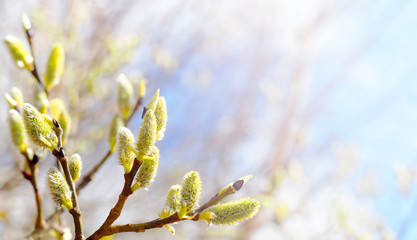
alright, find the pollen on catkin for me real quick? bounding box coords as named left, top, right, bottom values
left=69, top=154, right=82, bottom=181
left=22, top=103, right=58, bottom=151
left=47, top=168, right=73, bottom=210
left=181, top=171, right=202, bottom=212
left=117, top=74, right=133, bottom=119
left=154, top=96, right=167, bottom=140
left=133, top=146, right=159, bottom=190
left=116, top=127, right=135, bottom=173
left=4, top=35, right=33, bottom=70
left=136, top=109, right=157, bottom=156
left=165, top=184, right=182, bottom=213
left=201, top=198, right=260, bottom=225
left=8, top=109, right=28, bottom=151
left=45, top=43, right=65, bottom=91
left=109, top=114, right=124, bottom=152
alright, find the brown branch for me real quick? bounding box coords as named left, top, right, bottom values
left=87, top=158, right=142, bottom=240
left=87, top=176, right=246, bottom=239
left=53, top=147, right=84, bottom=240
left=24, top=28, right=48, bottom=95
left=22, top=151, right=45, bottom=233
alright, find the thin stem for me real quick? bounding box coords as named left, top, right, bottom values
left=24, top=28, right=47, bottom=95
left=87, top=158, right=142, bottom=240
left=53, top=147, right=84, bottom=240
left=22, top=151, right=45, bottom=232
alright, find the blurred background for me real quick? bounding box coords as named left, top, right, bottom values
left=0, top=0, right=416, bottom=239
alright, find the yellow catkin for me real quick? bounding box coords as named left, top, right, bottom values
left=45, top=43, right=65, bottom=90
left=181, top=171, right=202, bottom=212
left=11, top=87, right=24, bottom=109
left=201, top=198, right=260, bottom=225
left=117, top=74, right=133, bottom=119
left=50, top=98, right=71, bottom=143
left=22, top=103, right=58, bottom=150
left=109, top=114, right=124, bottom=152
left=47, top=168, right=73, bottom=210
left=69, top=154, right=82, bottom=181
left=116, top=127, right=135, bottom=173
left=136, top=110, right=157, bottom=156
left=165, top=184, right=182, bottom=213
left=133, top=146, right=159, bottom=190
left=8, top=109, right=28, bottom=151
left=154, top=96, right=167, bottom=140
left=4, top=35, right=33, bottom=70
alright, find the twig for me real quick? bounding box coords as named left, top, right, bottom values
left=21, top=151, right=45, bottom=233
left=24, top=27, right=47, bottom=95
left=87, top=158, right=142, bottom=240
left=52, top=120, right=84, bottom=240
left=87, top=176, right=246, bottom=239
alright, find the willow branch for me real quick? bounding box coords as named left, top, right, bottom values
left=21, top=151, right=45, bottom=233
left=87, top=158, right=142, bottom=240
left=24, top=27, right=47, bottom=95
left=52, top=121, right=84, bottom=240
left=87, top=176, right=247, bottom=239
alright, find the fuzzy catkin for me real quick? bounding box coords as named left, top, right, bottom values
left=202, top=198, right=260, bottom=225
left=47, top=168, right=73, bottom=210
left=181, top=171, right=201, bottom=212
left=117, top=74, right=133, bottom=119
left=22, top=103, right=58, bottom=150
left=69, top=154, right=82, bottom=181
left=136, top=110, right=157, bottom=156
left=135, top=146, right=159, bottom=189
left=8, top=109, right=27, bottom=151
left=116, top=127, right=135, bottom=173
left=45, top=43, right=65, bottom=90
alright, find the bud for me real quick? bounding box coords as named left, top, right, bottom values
left=11, top=87, right=24, bottom=109
left=22, top=13, right=32, bottom=31
left=132, top=146, right=159, bottom=191
left=69, top=154, right=82, bottom=181
left=50, top=98, right=71, bottom=144
left=138, top=79, right=146, bottom=98
left=154, top=96, right=168, bottom=140
left=5, top=93, right=18, bottom=109
left=47, top=168, right=73, bottom=210
left=116, top=127, right=135, bottom=173
left=165, top=185, right=182, bottom=213
left=34, top=85, right=49, bottom=114
left=117, top=74, right=133, bottom=119
left=200, top=198, right=260, bottom=225
left=22, top=103, right=58, bottom=151
left=108, top=114, right=124, bottom=152
left=181, top=171, right=202, bottom=212
left=8, top=109, right=28, bottom=151
left=4, top=35, right=33, bottom=70
left=44, top=43, right=65, bottom=90
left=136, top=109, right=157, bottom=156
left=219, top=175, right=252, bottom=196
left=146, top=89, right=160, bottom=111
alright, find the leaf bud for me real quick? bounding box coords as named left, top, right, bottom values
left=69, top=154, right=82, bottom=181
